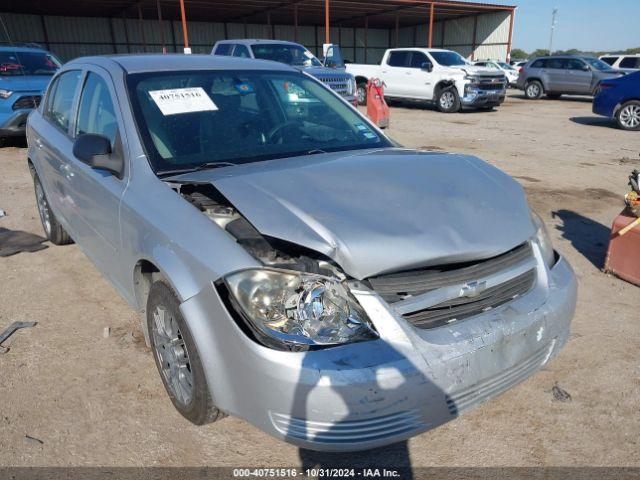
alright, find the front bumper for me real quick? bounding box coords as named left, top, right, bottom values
left=181, top=254, right=576, bottom=452
left=461, top=87, right=507, bottom=107
left=0, top=109, right=31, bottom=137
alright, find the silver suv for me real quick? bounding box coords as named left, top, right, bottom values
left=517, top=55, right=625, bottom=100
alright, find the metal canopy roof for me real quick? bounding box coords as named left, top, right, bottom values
left=2, top=0, right=516, bottom=28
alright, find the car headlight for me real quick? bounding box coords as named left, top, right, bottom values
left=464, top=75, right=480, bottom=84
left=0, top=89, right=13, bottom=99
left=531, top=212, right=556, bottom=269
left=224, top=268, right=377, bottom=350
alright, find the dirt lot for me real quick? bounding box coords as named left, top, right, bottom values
left=1, top=91, right=639, bottom=470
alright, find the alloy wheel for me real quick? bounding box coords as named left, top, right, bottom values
left=526, top=83, right=540, bottom=98
left=440, top=91, right=455, bottom=110
left=151, top=305, right=194, bottom=408
left=35, top=179, right=52, bottom=237
left=357, top=86, right=366, bottom=105
left=619, top=104, right=640, bottom=129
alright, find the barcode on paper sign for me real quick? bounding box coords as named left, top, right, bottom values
left=149, top=87, right=218, bottom=115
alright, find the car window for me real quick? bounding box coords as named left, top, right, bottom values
left=45, top=70, right=81, bottom=133
left=530, top=59, right=546, bottom=68
left=214, top=44, right=233, bottom=56
left=546, top=58, right=565, bottom=69
left=409, top=51, right=429, bottom=69
left=600, top=56, right=618, bottom=66
left=620, top=57, right=640, bottom=69
left=251, top=44, right=322, bottom=67
left=233, top=45, right=251, bottom=58
left=127, top=70, right=391, bottom=174
left=0, top=50, right=61, bottom=76
left=475, top=62, right=487, bottom=66
left=387, top=51, right=410, bottom=67
left=566, top=58, right=586, bottom=70
left=75, top=72, right=118, bottom=149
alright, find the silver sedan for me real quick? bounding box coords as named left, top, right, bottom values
left=27, top=54, right=577, bottom=451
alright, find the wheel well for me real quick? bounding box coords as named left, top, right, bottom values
left=133, top=260, right=162, bottom=314
left=355, top=76, right=368, bottom=85
left=434, top=80, right=455, bottom=96
left=525, top=77, right=545, bottom=91
left=27, top=158, right=36, bottom=178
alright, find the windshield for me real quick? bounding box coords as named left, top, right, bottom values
left=430, top=51, right=469, bottom=67
left=127, top=70, right=390, bottom=175
left=0, top=50, right=61, bottom=76
left=251, top=44, right=323, bottom=67
left=497, top=61, right=515, bottom=70
left=582, top=57, right=614, bottom=71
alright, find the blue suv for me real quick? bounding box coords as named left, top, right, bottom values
left=0, top=45, right=61, bottom=140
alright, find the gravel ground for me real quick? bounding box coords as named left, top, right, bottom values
left=0, top=91, right=638, bottom=469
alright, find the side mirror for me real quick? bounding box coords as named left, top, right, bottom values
left=421, top=61, right=433, bottom=72
left=73, top=133, right=123, bottom=178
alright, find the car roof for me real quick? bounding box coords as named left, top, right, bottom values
left=0, top=45, right=49, bottom=53
left=215, top=39, right=302, bottom=47
left=64, top=53, right=296, bottom=74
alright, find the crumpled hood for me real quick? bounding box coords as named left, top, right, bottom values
left=449, top=64, right=505, bottom=78
left=0, top=75, right=53, bottom=93
left=168, top=149, right=535, bottom=279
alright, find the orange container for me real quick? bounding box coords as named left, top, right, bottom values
left=604, top=208, right=640, bottom=286
left=366, top=78, right=390, bottom=129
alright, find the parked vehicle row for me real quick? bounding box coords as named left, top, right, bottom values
left=599, top=54, right=640, bottom=73
left=347, top=48, right=508, bottom=112
left=26, top=52, right=577, bottom=452
left=472, top=59, right=519, bottom=86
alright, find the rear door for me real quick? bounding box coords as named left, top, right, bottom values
left=64, top=67, right=130, bottom=289
left=381, top=50, right=411, bottom=97
left=544, top=58, right=567, bottom=91
left=33, top=69, right=82, bottom=231
left=565, top=58, right=593, bottom=93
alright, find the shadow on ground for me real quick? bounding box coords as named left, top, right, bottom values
left=0, top=137, right=28, bottom=148
left=569, top=116, right=616, bottom=129
left=552, top=209, right=610, bottom=269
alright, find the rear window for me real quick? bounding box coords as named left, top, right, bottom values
left=0, top=50, right=61, bottom=76
left=214, top=44, right=233, bottom=56
left=387, top=51, right=410, bottom=67
left=600, top=56, right=618, bottom=66
left=546, top=58, right=565, bottom=69
left=620, top=57, right=640, bottom=69
left=530, top=59, right=546, bottom=68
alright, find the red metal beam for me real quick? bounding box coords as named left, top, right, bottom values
left=325, top=0, right=330, bottom=44
left=179, top=0, right=189, bottom=51
left=506, top=8, right=515, bottom=61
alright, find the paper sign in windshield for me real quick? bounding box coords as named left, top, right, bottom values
left=149, top=87, right=218, bottom=116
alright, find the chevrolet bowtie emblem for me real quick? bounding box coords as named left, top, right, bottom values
left=460, top=280, right=487, bottom=298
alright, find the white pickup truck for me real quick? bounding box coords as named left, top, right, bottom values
left=347, top=48, right=507, bottom=112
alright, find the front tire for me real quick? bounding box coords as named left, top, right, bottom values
left=356, top=82, right=367, bottom=106
left=33, top=173, right=73, bottom=245
left=524, top=80, right=543, bottom=99
left=616, top=100, right=640, bottom=131
left=147, top=281, right=223, bottom=425
left=436, top=86, right=460, bottom=113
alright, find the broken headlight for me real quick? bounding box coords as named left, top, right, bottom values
left=532, top=212, right=556, bottom=269
left=224, top=268, right=377, bottom=349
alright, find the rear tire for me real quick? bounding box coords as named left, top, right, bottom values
left=616, top=100, right=640, bottom=131
left=33, top=173, right=73, bottom=245
left=436, top=86, right=460, bottom=113
left=147, top=281, right=223, bottom=425
left=356, top=82, right=367, bottom=106
left=546, top=93, right=562, bottom=99
left=524, top=80, right=543, bottom=100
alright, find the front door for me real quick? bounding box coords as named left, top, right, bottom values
left=564, top=58, right=594, bottom=94
left=64, top=67, right=130, bottom=291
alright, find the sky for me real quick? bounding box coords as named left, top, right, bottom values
left=488, top=0, right=640, bottom=53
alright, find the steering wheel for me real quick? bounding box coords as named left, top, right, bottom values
left=266, top=120, right=303, bottom=144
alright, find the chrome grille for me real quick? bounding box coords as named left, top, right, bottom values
left=318, top=76, right=350, bottom=96
left=477, top=77, right=506, bottom=90
left=403, top=269, right=536, bottom=330
left=369, top=242, right=533, bottom=303
left=12, top=95, right=41, bottom=110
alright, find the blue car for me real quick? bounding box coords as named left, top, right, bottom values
left=0, top=45, right=61, bottom=140
left=593, top=71, right=640, bottom=130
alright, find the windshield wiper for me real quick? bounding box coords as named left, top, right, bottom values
left=193, top=161, right=237, bottom=171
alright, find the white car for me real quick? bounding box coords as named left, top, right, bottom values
left=347, top=48, right=507, bottom=112
left=474, top=60, right=519, bottom=86
left=599, top=54, right=640, bottom=73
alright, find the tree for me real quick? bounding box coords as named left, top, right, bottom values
left=510, top=48, right=528, bottom=59
left=531, top=48, right=550, bottom=58
left=624, top=47, right=640, bottom=54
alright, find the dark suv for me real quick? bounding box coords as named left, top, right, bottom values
left=517, top=55, right=625, bottom=100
